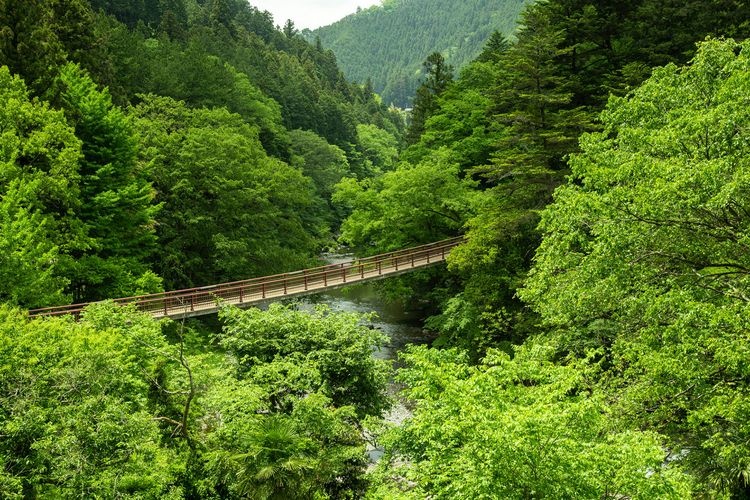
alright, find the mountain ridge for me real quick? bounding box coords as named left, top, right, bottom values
left=308, top=0, right=531, bottom=107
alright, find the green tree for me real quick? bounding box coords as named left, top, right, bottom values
left=92, top=0, right=401, bottom=157
left=432, top=4, right=591, bottom=355
left=482, top=5, right=591, bottom=181
left=335, top=147, right=476, bottom=254
left=218, top=304, right=391, bottom=417
left=57, top=63, right=161, bottom=301
left=405, top=52, right=453, bottom=145
left=133, top=96, right=322, bottom=288
left=534, top=0, right=750, bottom=109
left=289, top=128, right=349, bottom=230
left=89, top=0, right=148, bottom=28
left=522, top=39, right=750, bottom=496
left=158, top=0, right=188, bottom=40
left=0, top=304, right=180, bottom=496
left=0, top=0, right=65, bottom=95
left=356, top=123, right=399, bottom=173
left=195, top=304, right=389, bottom=498
left=0, top=0, right=99, bottom=95
left=204, top=396, right=368, bottom=499
left=402, top=57, right=502, bottom=171
left=290, top=129, right=349, bottom=199
left=217, top=415, right=321, bottom=499
left=283, top=19, right=298, bottom=38
left=0, top=66, right=83, bottom=307
left=371, top=342, right=691, bottom=498
left=476, top=30, right=510, bottom=64
left=207, top=0, right=239, bottom=29
left=0, top=182, right=65, bottom=307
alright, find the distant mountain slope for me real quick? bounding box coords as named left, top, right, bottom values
left=309, top=0, right=531, bottom=107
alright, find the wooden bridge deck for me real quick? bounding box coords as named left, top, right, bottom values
left=28, top=237, right=462, bottom=320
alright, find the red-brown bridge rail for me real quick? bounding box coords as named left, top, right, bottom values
left=28, top=237, right=464, bottom=320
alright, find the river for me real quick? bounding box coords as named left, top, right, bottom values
left=298, top=260, right=436, bottom=461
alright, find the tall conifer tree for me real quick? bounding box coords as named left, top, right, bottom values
left=406, top=52, right=453, bottom=144
left=58, top=63, right=160, bottom=301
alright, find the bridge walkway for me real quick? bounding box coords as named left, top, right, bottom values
left=28, top=237, right=462, bottom=320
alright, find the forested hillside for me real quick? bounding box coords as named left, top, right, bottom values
left=0, top=0, right=403, bottom=306
left=309, top=0, right=530, bottom=107
left=5, top=0, right=750, bottom=497
left=339, top=0, right=750, bottom=497
left=0, top=0, right=402, bottom=495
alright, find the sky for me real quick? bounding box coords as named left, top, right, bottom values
left=249, top=0, right=382, bottom=30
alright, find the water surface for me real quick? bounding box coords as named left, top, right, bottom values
left=299, top=268, right=435, bottom=461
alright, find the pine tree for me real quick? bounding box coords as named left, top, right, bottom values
left=0, top=0, right=65, bottom=94
left=283, top=19, right=298, bottom=38
left=476, top=31, right=510, bottom=63
left=482, top=5, right=591, bottom=184
left=158, top=0, right=188, bottom=40
left=0, top=0, right=98, bottom=95
left=208, top=0, right=236, bottom=29
left=405, top=52, right=453, bottom=144
left=58, top=63, right=160, bottom=301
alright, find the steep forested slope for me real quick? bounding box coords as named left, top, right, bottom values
left=340, top=1, right=750, bottom=495
left=0, top=0, right=403, bottom=304
left=7, top=0, right=750, bottom=497
left=0, top=1, right=399, bottom=496
left=309, top=0, right=530, bottom=106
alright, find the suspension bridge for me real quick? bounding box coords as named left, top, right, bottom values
left=28, top=237, right=463, bottom=320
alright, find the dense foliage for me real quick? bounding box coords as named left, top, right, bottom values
left=370, top=343, right=692, bottom=499
left=0, top=0, right=403, bottom=304
left=0, top=303, right=389, bottom=497
left=0, top=67, right=78, bottom=307
left=0, top=4, right=403, bottom=493
left=5, top=0, right=750, bottom=497
left=339, top=0, right=750, bottom=352
left=0, top=305, right=178, bottom=497
left=521, top=39, right=750, bottom=496
left=310, top=0, right=530, bottom=106
left=133, top=96, right=323, bottom=288
left=335, top=1, right=750, bottom=497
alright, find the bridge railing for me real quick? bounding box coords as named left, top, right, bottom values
left=28, top=237, right=464, bottom=319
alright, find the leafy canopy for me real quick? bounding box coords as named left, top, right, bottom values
left=133, top=96, right=322, bottom=289
left=0, top=66, right=80, bottom=307
left=522, top=39, right=750, bottom=496
left=370, top=342, right=691, bottom=499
